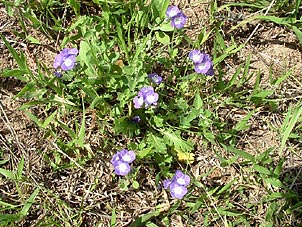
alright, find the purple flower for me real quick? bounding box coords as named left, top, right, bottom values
left=53, top=48, right=78, bottom=71
left=163, top=180, right=172, bottom=189
left=131, top=116, right=141, bottom=123
left=144, top=90, right=159, bottom=107
left=133, top=86, right=159, bottom=109
left=148, top=73, right=162, bottom=85
left=133, top=96, right=144, bottom=109
left=188, top=51, right=214, bottom=76
left=170, top=182, right=188, bottom=199
left=111, top=149, right=136, bottom=176
left=163, top=170, right=190, bottom=199
left=166, top=6, right=187, bottom=29
left=119, top=149, right=136, bottom=163
left=54, top=71, right=63, bottom=78
left=194, top=61, right=212, bottom=74
left=173, top=170, right=190, bottom=186
left=166, top=6, right=181, bottom=18
left=112, top=160, right=131, bottom=176
left=189, top=50, right=203, bottom=64
left=171, top=12, right=187, bottom=29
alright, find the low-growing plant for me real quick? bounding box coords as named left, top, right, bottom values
left=1, top=0, right=302, bottom=226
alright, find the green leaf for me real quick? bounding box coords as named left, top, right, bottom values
left=0, top=168, right=15, bottom=180
left=57, top=120, right=77, bottom=139
left=180, top=109, right=201, bottom=128
left=193, top=91, right=203, bottom=109
left=138, top=146, right=154, bottom=159
left=20, top=188, right=40, bottom=217
left=280, top=103, right=302, bottom=153
left=2, top=69, right=30, bottom=81
left=0, top=214, right=22, bottom=224
left=0, top=33, right=29, bottom=71
left=24, top=111, right=42, bottom=128
left=264, top=178, right=284, bottom=188
left=110, top=208, right=116, bottom=227
left=146, top=133, right=166, bottom=153
left=155, top=31, right=170, bottom=45
left=216, top=207, right=241, bottom=216
left=254, top=165, right=272, bottom=175
left=162, top=130, right=194, bottom=153
left=77, top=110, right=86, bottom=147
left=53, top=95, right=76, bottom=106
left=225, top=145, right=255, bottom=162
left=16, top=157, right=24, bottom=180
left=132, top=180, right=139, bottom=189
left=234, top=110, right=255, bottom=131
left=26, top=36, right=41, bottom=44
left=158, top=23, right=174, bottom=32
left=42, top=111, right=57, bottom=128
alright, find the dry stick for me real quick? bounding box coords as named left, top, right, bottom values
left=244, top=0, right=276, bottom=45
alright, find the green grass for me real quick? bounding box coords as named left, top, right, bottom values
left=0, top=0, right=302, bottom=226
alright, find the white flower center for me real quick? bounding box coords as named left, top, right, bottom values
left=123, top=154, right=132, bottom=162
left=173, top=185, right=183, bottom=195
left=177, top=178, right=185, bottom=185
left=197, top=63, right=206, bottom=69
left=193, top=55, right=200, bottom=62
left=64, top=58, right=73, bottom=66
left=146, top=95, right=156, bottom=103
left=118, top=162, right=128, bottom=172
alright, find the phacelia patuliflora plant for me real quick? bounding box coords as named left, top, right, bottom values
left=48, top=4, right=215, bottom=200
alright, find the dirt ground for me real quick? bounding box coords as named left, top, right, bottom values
left=1, top=1, right=302, bottom=226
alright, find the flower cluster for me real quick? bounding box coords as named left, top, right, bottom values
left=189, top=50, right=214, bottom=76
left=111, top=149, right=136, bottom=176
left=163, top=170, right=190, bottom=199
left=53, top=48, right=78, bottom=71
left=166, top=6, right=187, bottom=29
left=133, top=86, right=159, bottom=109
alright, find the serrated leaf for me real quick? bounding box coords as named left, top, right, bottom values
left=147, top=133, right=166, bottom=153
left=162, top=130, right=193, bottom=152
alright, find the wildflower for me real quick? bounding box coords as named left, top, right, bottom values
left=54, top=71, right=63, bottom=78
left=173, top=170, right=190, bottom=186
left=111, top=149, right=136, bottom=176
left=148, top=73, right=162, bottom=85
left=53, top=48, right=78, bottom=71
left=163, top=179, right=172, bottom=189
left=166, top=6, right=187, bottom=29
left=131, top=116, right=141, bottom=123
left=188, top=50, right=203, bottom=64
left=169, top=182, right=188, bottom=199
left=171, top=12, right=187, bottom=29
left=166, top=6, right=181, bottom=18
left=163, top=170, right=190, bottom=199
left=188, top=50, right=214, bottom=76
left=133, top=86, right=159, bottom=109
